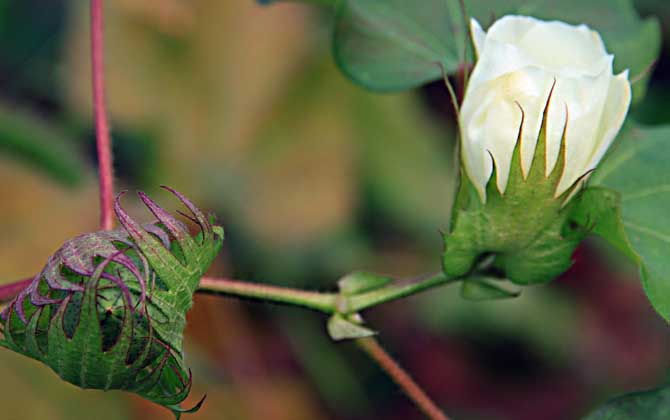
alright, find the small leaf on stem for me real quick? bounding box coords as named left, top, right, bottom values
left=460, top=277, right=520, bottom=301
left=338, top=271, right=393, bottom=296
left=328, top=313, right=376, bottom=341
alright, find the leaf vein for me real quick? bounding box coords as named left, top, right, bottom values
left=622, top=185, right=670, bottom=201
left=624, top=221, right=670, bottom=244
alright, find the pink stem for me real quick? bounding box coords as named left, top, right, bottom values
left=0, top=278, right=32, bottom=303
left=357, top=337, right=450, bottom=420
left=91, top=0, right=114, bottom=231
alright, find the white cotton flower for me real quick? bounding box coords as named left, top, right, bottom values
left=459, top=15, right=631, bottom=201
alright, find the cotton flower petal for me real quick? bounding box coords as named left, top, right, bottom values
left=459, top=16, right=631, bottom=202
left=470, top=18, right=487, bottom=57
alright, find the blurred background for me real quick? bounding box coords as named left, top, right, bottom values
left=0, top=1, right=669, bottom=419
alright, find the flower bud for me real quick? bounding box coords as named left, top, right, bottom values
left=443, top=16, right=631, bottom=285
left=0, top=188, right=223, bottom=416
left=460, top=15, right=631, bottom=200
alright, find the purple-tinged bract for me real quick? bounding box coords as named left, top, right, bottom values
left=0, top=187, right=224, bottom=417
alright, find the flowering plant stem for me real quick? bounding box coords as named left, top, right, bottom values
left=0, top=277, right=32, bottom=302
left=1, top=273, right=463, bottom=316
left=357, top=337, right=450, bottom=420
left=1, top=273, right=461, bottom=313
left=198, top=272, right=458, bottom=315
left=91, top=0, right=114, bottom=231
left=0, top=273, right=460, bottom=419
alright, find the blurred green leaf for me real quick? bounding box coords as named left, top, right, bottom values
left=460, top=276, right=520, bottom=301
left=331, top=0, right=658, bottom=97
left=570, top=187, right=638, bottom=263
left=590, top=124, right=670, bottom=321
left=586, top=386, right=670, bottom=419
left=333, top=0, right=467, bottom=91
left=0, top=349, right=129, bottom=420
left=0, top=0, right=6, bottom=33
left=355, top=93, right=458, bottom=238
left=224, top=57, right=457, bottom=279
left=415, top=284, right=578, bottom=358
left=338, top=271, right=393, bottom=295
left=0, top=104, right=87, bottom=186
left=280, top=313, right=372, bottom=417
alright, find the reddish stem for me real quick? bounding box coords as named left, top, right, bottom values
left=91, top=0, right=114, bottom=231
left=357, top=337, right=450, bottom=420
left=0, top=278, right=32, bottom=303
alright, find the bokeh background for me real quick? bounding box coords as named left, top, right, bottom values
left=0, top=1, right=669, bottom=419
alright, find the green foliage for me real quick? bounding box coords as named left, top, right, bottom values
left=0, top=348, right=130, bottom=419
left=416, top=282, right=578, bottom=360
left=0, top=188, right=223, bottom=417
left=354, top=90, right=458, bottom=238
left=583, top=125, right=670, bottom=321
left=586, top=386, right=670, bottom=419
left=333, top=0, right=467, bottom=91
left=223, top=57, right=456, bottom=280
left=265, top=0, right=659, bottom=99
left=0, top=104, right=87, bottom=186
left=569, top=187, right=637, bottom=263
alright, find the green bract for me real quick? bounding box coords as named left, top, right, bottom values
left=443, top=95, right=591, bottom=285
left=0, top=187, right=223, bottom=418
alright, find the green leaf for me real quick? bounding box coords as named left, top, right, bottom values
left=331, top=0, right=658, bottom=96
left=585, top=386, right=670, bottom=420
left=569, top=187, right=638, bottom=263
left=355, top=92, right=458, bottom=237
left=460, top=277, right=520, bottom=301
left=416, top=284, right=578, bottom=359
left=333, top=0, right=467, bottom=91
left=327, top=313, right=377, bottom=341
left=589, top=124, right=670, bottom=321
left=0, top=104, right=87, bottom=186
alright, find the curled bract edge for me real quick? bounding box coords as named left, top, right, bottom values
left=0, top=187, right=224, bottom=418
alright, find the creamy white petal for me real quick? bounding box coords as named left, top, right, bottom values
left=460, top=15, right=631, bottom=202
left=554, top=63, right=613, bottom=194
left=485, top=17, right=607, bottom=69
left=461, top=87, right=498, bottom=198
left=483, top=15, right=540, bottom=46
left=545, top=55, right=614, bottom=178
left=470, top=18, right=486, bottom=57
left=464, top=38, right=535, bottom=94
left=583, top=70, right=632, bottom=179
left=516, top=21, right=607, bottom=76
left=514, top=69, right=556, bottom=177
